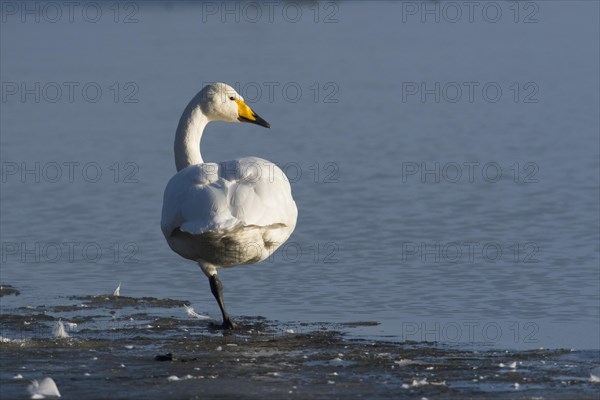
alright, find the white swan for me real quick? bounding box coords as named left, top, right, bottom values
left=161, top=83, right=297, bottom=329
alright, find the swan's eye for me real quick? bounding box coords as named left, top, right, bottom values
left=229, top=96, right=235, bottom=101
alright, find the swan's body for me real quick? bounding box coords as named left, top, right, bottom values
left=161, top=83, right=297, bottom=328
left=162, top=157, right=296, bottom=265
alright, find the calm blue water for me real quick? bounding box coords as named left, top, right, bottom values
left=1, top=1, right=599, bottom=350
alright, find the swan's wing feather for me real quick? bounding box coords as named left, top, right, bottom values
left=161, top=158, right=297, bottom=238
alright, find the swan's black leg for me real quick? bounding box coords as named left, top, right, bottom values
left=209, top=274, right=236, bottom=329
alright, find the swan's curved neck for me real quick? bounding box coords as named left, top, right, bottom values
left=174, top=95, right=209, bottom=171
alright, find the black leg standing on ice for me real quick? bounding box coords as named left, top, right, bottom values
left=209, top=274, right=236, bottom=329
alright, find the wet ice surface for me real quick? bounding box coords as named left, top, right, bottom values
left=1, top=288, right=598, bottom=400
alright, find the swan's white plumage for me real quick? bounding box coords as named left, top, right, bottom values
left=162, top=157, right=295, bottom=236
left=161, top=157, right=297, bottom=265
left=160, top=83, right=297, bottom=274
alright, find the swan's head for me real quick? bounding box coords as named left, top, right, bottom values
left=199, top=82, right=270, bottom=128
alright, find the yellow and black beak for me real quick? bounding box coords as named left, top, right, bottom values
left=235, top=99, right=271, bottom=128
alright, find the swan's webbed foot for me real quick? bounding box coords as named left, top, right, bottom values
left=221, top=317, right=237, bottom=330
